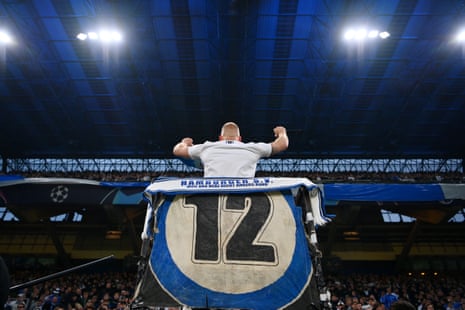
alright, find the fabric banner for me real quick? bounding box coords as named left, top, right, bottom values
left=133, top=177, right=327, bottom=310
left=322, top=183, right=465, bottom=202
left=0, top=177, right=147, bottom=206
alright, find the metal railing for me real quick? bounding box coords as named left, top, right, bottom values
left=1, top=157, right=463, bottom=174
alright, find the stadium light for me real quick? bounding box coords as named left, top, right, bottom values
left=99, top=30, right=122, bottom=42
left=0, top=30, right=13, bottom=45
left=76, top=33, right=87, bottom=40
left=379, top=31, right=390, bottom=39
left=455, top=29, right=465, bottom=42
left=77, top=29, right=123, bottom=43
left=368, top=30, right=379, bottom=38
left=343, top=27, right=390, bottom=41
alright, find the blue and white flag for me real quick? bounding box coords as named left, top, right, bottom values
left=133, top=177, right=328, bottom=310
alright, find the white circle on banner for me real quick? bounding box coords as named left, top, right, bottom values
left=165, top=192, right=296, bottom=294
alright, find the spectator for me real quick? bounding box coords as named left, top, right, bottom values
left=42, top=288, right=62, bottom=310
left=173, top=122, right=289, bottom=177
left=381, top=287, right=399, bottom=310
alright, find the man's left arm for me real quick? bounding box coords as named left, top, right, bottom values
left=271, top=126, right=289, bottom=155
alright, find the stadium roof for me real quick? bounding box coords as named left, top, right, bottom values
left=1, top=0, right=465, bottom=160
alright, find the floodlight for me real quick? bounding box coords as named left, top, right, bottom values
left=343, top=26, right=390, bottom=42
left=88, top=32, right=99, bottom=40
left=98, top=30, right=122, bottom=42
left=379, top=31, right=390, bottom=39
left=0, top=31, right=12, bottom=44
left=343, top=29, right=355, bottom=40
left=456, top=30, right=465, bottom=42
left=99, top=30, right=112, bottom=42
left=111, top=31, right=122, bottom=42
left=76, top=33, right=87, bottom=40
left=354, top=28, right=367, bottom=40
left=368, top=30, right=379, bottom=38
left=76, top=30, right=122, bottom=43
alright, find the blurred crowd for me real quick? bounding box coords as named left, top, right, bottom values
left=325, top=273, right=465, bottom=310
left=4, top=171, right=465, bottom=184
left=5, top=271, right=465, bottom=310
left=6, top=271, right=135, bottom=310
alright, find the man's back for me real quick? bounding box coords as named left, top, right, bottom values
left=188, top=140, right=272, bottom=177
left=173, top=122, right=288, bottom=177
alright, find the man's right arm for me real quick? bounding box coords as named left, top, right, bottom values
left=173, top=137, right=193, bottom=159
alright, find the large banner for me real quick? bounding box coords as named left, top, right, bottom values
left=0, top=176, right=148, bottom=206
left=322, top=183, right=465, bottom=202
left=132, top=177, right=328, bottom=310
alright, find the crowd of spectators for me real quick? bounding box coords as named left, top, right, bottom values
left=325, top=273, right=465, bottom=310
left=5, top=270, right=465, bottom=310
left=3, top=170, right=464, bottom=184
left=6, top=270, right=136, bottom=310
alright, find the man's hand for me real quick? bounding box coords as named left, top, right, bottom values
left=273, top=126, right=287, bottom=137
left=181, top=137, right=193, bottom=146
left=173, top=137, right=194, bottom=158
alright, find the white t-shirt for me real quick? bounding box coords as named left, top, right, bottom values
left=188, top=140, right=272, bottom=177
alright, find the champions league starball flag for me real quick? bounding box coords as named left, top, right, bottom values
left=132, top=177, right=329, bottom=310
